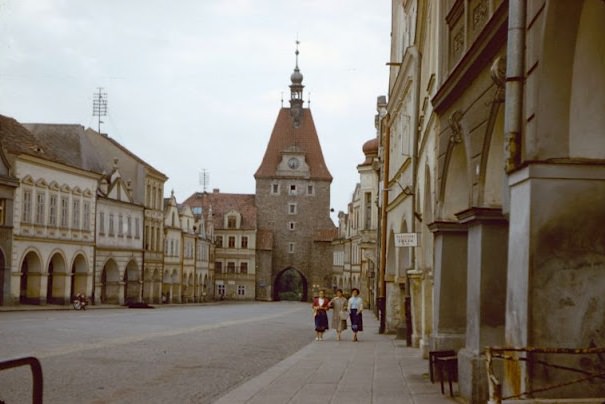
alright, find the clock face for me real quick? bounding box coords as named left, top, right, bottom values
left=287, top=158, right=299, bottom=169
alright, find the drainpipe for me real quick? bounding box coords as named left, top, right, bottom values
left=504, top=0, right=525, bottom=176
left=378, top=121, right=390, bottom=334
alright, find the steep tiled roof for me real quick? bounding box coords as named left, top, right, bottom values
left=184, top=191, right=256, bottom=230
left=314, top=228, right=338, bottom=242
left=23, top=123, right=105, bottom=174
left=0, top=115, right=61, bottom=163
left=255, top=108, right=332, bottom=181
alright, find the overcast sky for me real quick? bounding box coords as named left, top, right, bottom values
left=0, top=0, right=390, bottom=223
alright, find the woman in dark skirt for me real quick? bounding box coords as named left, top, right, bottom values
left=312, top=289, right=330, bottom=341
left=347, top=288, right=364, bottom=342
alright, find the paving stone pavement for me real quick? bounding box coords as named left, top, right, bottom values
left=214, top=313, right=460, bottom=404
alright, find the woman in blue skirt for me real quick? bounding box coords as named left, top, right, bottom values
left=347, top=288, right=364, bottom=342
left=312, top=289, right=330, bottom=341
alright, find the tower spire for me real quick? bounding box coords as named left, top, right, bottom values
left=289, top=39, right=304, bottom=127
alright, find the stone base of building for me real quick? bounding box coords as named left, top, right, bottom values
left=458, top=347, right=488, bottom=404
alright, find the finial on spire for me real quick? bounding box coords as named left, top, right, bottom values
left=295, top=39, right=300, bottom=68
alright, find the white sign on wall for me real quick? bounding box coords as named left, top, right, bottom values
left=394, top=232, right=418, bottom=247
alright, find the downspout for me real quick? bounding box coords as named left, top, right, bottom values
left=379, top=121, right=390, bottom=334
left=504, top=0, right=525, bottom=177
left=406, top=46, right=422, bottom=346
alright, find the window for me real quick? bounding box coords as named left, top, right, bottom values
left=127, top=216, right=132, bottom=237
left=217, top=284, right=225, bottom=296
left=307, top=184, right=314, bottom=195
left=215, top=236, right=223, bottom=248
left=288, top=203, right=297, bottom=215
left=227, top=216, right=236, bottom=229
left=227, top=262, right=235, bottom=273
left=49, top=194, right=57, bottom=227
left=271, top=183, right=279, bottom=194
left=35, top=191, right=45, bottom=225
left=228, top=236, right=236, bottom=248
left=108, top=213, right=114, bottom=236
left=241, top=236, right=248, bottom=249
left=83, top=201, right=91, bottom=231
left=135, top=218, right=140, bottom=239
left=289, top=184, right=297, bottom=195
left=237, top=285, right=246, bottom=296
left=288, top=242, right=295, bottom=253
left=72, top=199, right=80, bottom=229
left=288, top=222, right=296, bottom=230
left=0, top=199, right=5, bottom=225
left=22, top=190, right=32, bottom=223
left=365, top=192, right=372, bottom=229
left=215, top=262, right=223, bottom=274
left=240, top=262, right=248, bottom=274
left=118, top=214, right=123, bottom=236
left=60, top=197, right=69, bottom=227
left=99, top=212, right=105, bottom=235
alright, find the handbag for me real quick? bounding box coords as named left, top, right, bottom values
left=339, top=310, right=348, bottom=320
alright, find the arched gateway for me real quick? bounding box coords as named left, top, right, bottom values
left=273, top=267, right=308, bottom=301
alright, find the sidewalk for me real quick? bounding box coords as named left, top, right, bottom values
left=214, top=313, right=459, bottom=404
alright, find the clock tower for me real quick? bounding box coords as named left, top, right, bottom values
left=254, top=45, right=335, bottom=301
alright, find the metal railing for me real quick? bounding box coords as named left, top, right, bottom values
left=0, top=356, right=43, bottom=404
left=485, top=346, right=605, bottom=403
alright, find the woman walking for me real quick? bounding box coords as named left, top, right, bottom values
left=329, top=289, right=348, bottom=341
left=312, top=289, right=330, bottom=341
left=348, top=288, right=364, bottom=342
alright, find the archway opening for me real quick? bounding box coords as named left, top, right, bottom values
left=71, top=254, right=88, bottom=301
left=124, top=260, right=140, bottom=304
left=101, top=260, right=120, bottom=304
left=47, top=253, right=67, bottom=305
left=273, top=267, right=308, bottom=301
left=20, top=251, right=42, bottom=304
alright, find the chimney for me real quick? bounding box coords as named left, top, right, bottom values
left=213, top=188, right=220, bottom=193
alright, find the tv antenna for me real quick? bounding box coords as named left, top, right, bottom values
left=199, top=169, right=210, bottom=192
left=92, top=87, right=108, bottom=134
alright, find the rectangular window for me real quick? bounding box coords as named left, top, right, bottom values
left=60, top=197, right=69, bottom=227
left=288, top=203, right=297, bottom=215
left=108, top=213, right=115, bottom=236
left=22, top=190, right=32, bottom=223
left=227, top=262, right=235, bottom=273
left=241, top=236, right=248, bottom=249
left=228, top=236, right=236, bottom=248
left=365, top=192, right=372, bottom=229
left=135, top=218, right=140, bottom=239
left=307, top=184, right=314, bottom=195
left=99, top=212, right=105, bottom=235
left=237, top=285, right=246, bottom=296
left=127, top=216, right=132, bottom=237
left=217, top=284, right=225, bottom=296
left=83, top=201, right=90, bottom=231
left=118, top=214, right=124, bottom=236
left=49, top=194, right=57, bottom=227
left=215, top=261, right=223, bottom=274
left=72, top=199, right=80, bottom=229
left=35, top=191, right=45, bottom=225
left=0, top=199, right=5, bottom=226
left=227, top=216, right=236, bottom=229
left=288, top=242, right=295, bottom=253
left=288, top=222, right=296, bottom=230
left=215, top=236, right=223, bottom=248
left=240, top=262, right=248, bottom=274
left=289, top=184, right=297, bottom=195
left=271, top=183, right=279, bottom=194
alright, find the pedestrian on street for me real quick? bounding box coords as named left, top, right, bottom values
left=329, top=288, right=348, bottom=341
left=348, top=288, right=364, bottom=342
left=312, top=289, right=330, bottom=341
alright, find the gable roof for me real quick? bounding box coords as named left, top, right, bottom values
left=254, top=108, right=332, bottom=181
left=0, top=115, right=61, bottom=162
left=184, top=191, right=256, bottom=230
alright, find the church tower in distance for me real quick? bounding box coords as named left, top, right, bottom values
left=254, top=44, right=335, bottom=301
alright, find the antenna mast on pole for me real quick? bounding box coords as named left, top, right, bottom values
left=92, top=87, right=108, bottom=134
left=199, top=169, right=210, bottom=192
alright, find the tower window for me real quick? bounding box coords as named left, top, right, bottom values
left=288, top=222, right=296, bottom=230
left=271, top=183, right=280, bottom=194
left=288, top=203, right=297, bottom=215
left=307, top=184, right=314, bottom=195
left=288, top=242, right=295, bottom=253
left=289, top=184, right=297, bottom=195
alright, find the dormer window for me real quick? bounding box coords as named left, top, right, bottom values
left=227, top=215, right=236, bottom=229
